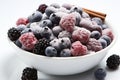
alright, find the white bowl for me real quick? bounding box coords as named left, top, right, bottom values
left=8, top=20, right=116, bottom=75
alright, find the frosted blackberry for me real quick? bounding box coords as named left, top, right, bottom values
left=37, top=4, right=48, bottom=13
left=8, top=27, right=21, bottom=41
left=33, top=38, right=50, bottom=55
left=21, top=67, right=38, bottom=80
left=106, top=54, right=120, bottom=69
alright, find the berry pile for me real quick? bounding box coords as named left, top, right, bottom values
left=8, top=3, right=114, bottom=57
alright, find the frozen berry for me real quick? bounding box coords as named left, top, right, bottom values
left=50, top=3, right=60, bottom=8
left=50, top=38, right=61, bottom=51
left=94, top=68, right=106, bottom=80
left=98, top=39, right=107, bottom=49
left=21, top=28, right=32, bottom=34
left=102, top=28, right=114, bottom=40
left=90, top=31, right=101, bottom=39
left=28, top=11, right=42, bottom=22
left=92, top=17, right=103, bottom=25
left=37, top=4, right=48, bottom=13
left=60, top=14, right=76, bottom=32
left=42, top=13, right=49, bottom=20
left=101, top=24, right=108, bottom=29
left=106, top=54, right=120, bottom=69
left=62, top=3, right=73, bottom=10
left=70, top=6, right=83, bottom=15
left=101, top=35, right=111, bottom=46
left=19, top=32, right=38, bottom=50
left=58, top=31, right=71, bottom=38
left=60, top=49, right=71, bottom=57
left=82, top=12, right=90, bottom=18
left=16, top=25, right=26, bottom=32
left=21, top=67, right=37, bottom=80
left=16, top=18, right=28, bottom=26
left=39, top=19, right=53, bottom=28
left=41, top=26, right=53, bottom=40
left=71, top=12, right=81, bottom=26
left=72, top=28, right=91, bottom=44
left=71, top=41, right=88, bottom=56
left=52, top=26, right=63, bottom=37
left=33, top=38, right=50, bottom=55
left=86, top=38, right=102, bottom=52
left=8, top=27, right=21, bottom=41
left=14, top=40, right=22, bottom=48
left=45, top=6, right=57, bottom=17
left=59, top=37, right=71, bottom=49
left=45, top=46, right=57, bottom=57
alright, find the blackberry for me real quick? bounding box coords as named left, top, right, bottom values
left=106, top=54, right=120, bottom=69
left=8, top=27, right=21, bottom=41
left=37, top=4, right=48, bottom=13
left=94, top=68, right=106, bottom=80
left=21, top=67, right=38, bottom=80
left=33, top=38, right=50, bottom=55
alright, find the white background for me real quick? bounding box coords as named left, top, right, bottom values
left=0, top=0, right=120, bottom=80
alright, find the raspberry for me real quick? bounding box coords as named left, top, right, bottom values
left=71, top=41, right=88, bottom=56
left=8, top=27, right=21, bottom=41
left=37, top=4, right=48, bottom=13
left=72, top=28, right=91, bottom=44
left=33, top=38, right=50, bottom=55
left=19, top=32, right=38, bottom=50
left=60, top=14, right=76, bottom=32
left=16, top=18, right=28, bottom=26
left=21, top=67, right=38, bottom=80
left=94, top=68, right=106, bottom=80
left=106, top=54, right=120, bottom=69
left=102, top=28, right=114, bottom=40
left=86, top=38, right=102, bottom=52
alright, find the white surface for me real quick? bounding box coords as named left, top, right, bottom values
left=0, top=0, right=120, bottom=79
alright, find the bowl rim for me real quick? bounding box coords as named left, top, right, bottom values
left=8, top=19, right=117, bottom=60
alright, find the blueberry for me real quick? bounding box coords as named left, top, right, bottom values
left=98, top=38, right=107, bottom=49
left=45, top=46, right=57, bottom=57
left=71, top=12, right=81, bottom=26
left=41, top=26, right=53, bottom=40
left=16, top=25, right=26, bottom=32
left=101, top=24, right=108, bottom=30
left=39, top=19, right=53, bottom=28
left=60, top=49, right=71, bottom=57
left=94, top=68, right=106, bottom=80
left=50, top=3, right=60, bottom=8
left=90, top=31, right=101, bottom=39
left=92, top=17, right=103, bottom=25
left=70, top=6, right=83, bottom=15
left=28, top=11, right=42, bottom=22
left=21, top=28, right=31, bottom=32
left=21, top=28, right=32, bottom=34
left=101, top=35, right=111, bottom=46
left=52, top=26, right=63, bottom=37
left=45, top=6, right=57, bottom=17
left=15, top=40, right=22, bottom=48
left=49, top=13, right=61, bottom=25
left=59, top=37, right=71, bottom=49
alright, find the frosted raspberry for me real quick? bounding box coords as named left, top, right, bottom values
left=19, top=32, right=38, bottom=50
left=71, top=41, right=88, bottom=56
left=16, top=18, right=29, bottom=26
left=86, top=38, right=102, bottom=52
left=72, top=28, right=91, bottom=44
left=60, top=14, right=76, bottom=32
left=102, top=28, right=114, bottom=40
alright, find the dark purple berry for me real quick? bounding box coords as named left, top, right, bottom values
left=98, top=38, right=107, bottom=49
left=60, top=49, right=71, bottom=57
left=90, top=31, right=101, bottom=39
left=39, top=19, right=53, bottom=28
left=37, top=4, right=48, bottom=13
left=101, top=35, right=111, bottom=46
left=45, top=46, right=57, bottom=57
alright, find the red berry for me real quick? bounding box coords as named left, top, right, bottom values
left=71, top=41, right=88, bottom=56
left=72, top=28, right=91, bottom=44
left=16, top=18, right=29, bottom=26
left=86, top=38, right=102, bottom=52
